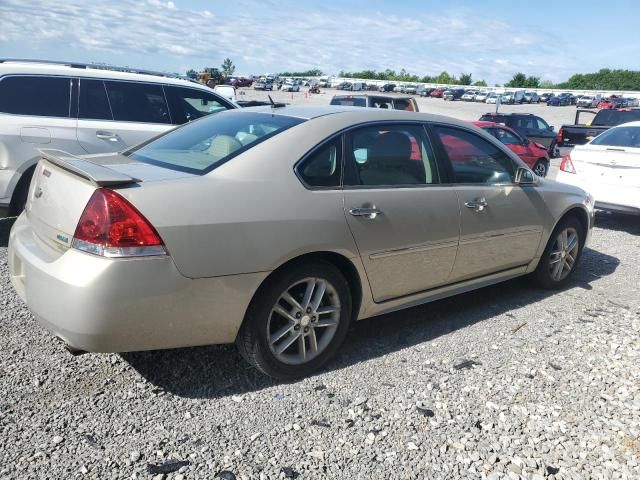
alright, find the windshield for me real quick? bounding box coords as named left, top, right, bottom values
left=592, top=110, right=640, bottom=126
left=590, top=126, right=640, bottom=147
left=330, top=97, right=367, bottom=107
left=129, top=111, right=304, bottom=174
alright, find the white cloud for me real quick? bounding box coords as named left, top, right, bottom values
left=0, top=0, right=571, bottom=83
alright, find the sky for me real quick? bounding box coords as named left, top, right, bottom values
left=1, top=0, right=639, bottom=84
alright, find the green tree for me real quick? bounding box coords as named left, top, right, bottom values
left=436, top=71, right=456, bottom=84
left=459, top=73, right=473, bottom=85
left=524, top=76, right=540, bottom=88
left=539, top=80, right=555, bottom=89
left=185, top=69, right=198, bottom=79
left=279, top=68, right=323, bottom=77
left=506, top=72, right=527, bottom=88
left=221, top=58, right=236, bottom=78
left=473, top=80, right=488, bottom=87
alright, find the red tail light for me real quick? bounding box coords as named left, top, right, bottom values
left=556, top=127, right=563, bottom=145
left=72, top=188, right=166, bottom=257
left=560, top=155, right=576, bottom=174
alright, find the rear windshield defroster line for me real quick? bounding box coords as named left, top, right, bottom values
left=128, top=111, right=305, bottom=175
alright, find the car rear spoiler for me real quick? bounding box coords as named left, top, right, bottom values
left=38, top=149, right=141, bottom=187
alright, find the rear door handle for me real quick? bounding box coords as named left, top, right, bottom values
left=96, top=130, right=119, bottom=142
left=349, top=207, right=382, bottom=219
left=464, top=199, right=488, bottom=212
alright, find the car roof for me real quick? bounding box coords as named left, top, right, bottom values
left=238, top=105, right=472, bottom=126
left=0, top=59, right=208, bottom=91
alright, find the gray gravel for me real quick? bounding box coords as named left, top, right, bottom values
left=1, top=213, right=639, bottom=480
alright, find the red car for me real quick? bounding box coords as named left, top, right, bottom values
left=472, top=121, right=551, bottom=177
left=226, top=77, right=253, bottom=88
left=430, top=87, right=446, bottom=98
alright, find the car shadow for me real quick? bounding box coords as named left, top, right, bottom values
left=122, top=246, right=619, bottom=399
left=594, top=211, right=640, bottom=236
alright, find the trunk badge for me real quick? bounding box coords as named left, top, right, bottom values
left=42, top=169, right=51, bottom=177
left=34, top=187, right=43, bottom=198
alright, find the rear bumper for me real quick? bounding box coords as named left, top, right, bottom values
left=8, top=214, right=269, bottom=353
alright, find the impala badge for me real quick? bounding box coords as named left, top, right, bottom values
left=34, top=187, right=43, bottom=198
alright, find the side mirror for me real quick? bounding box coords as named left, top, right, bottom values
left=515, top=166, right=537, bottom=185
left=522, top=138, right=530, bottom=145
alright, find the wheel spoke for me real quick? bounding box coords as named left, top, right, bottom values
left=310, top=280, right=327, bottom=312
left=282, top=291, right=303, bottom=311
left=566, top=233, right=578, bottom=253
left=270, top=324, right=294, bottom=345
left=565, top=252, right=576, bottom=268
left=276, top=331, right=300, bottom=355
left=273, top=304, right=297, bottom=323
left=308, top=329, right=318, bottom=353
left=298, top=335, right=307, bottom=361
left=561, top=230, right=568, bottom=250
left=315, top=318, right=338, bottom=328
left=316, top=306, right=339, bottom=315
left=301, top=279, right=316, bottom=310
left=552, top=259, right=564, bottom=280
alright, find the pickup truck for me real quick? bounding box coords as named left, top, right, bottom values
left=557, top=108, right=640, bottom=146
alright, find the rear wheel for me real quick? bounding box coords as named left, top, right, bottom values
left=532, top=217, right=584, bottom=289
left=236, top=260, right=352, bottom=379
left=533, top=159, right=549, bottom=177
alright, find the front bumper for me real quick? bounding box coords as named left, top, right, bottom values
left=8, top=214, right=269, bottom=353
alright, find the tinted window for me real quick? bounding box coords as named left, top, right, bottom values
left=486, top=127, right=522, bottom=145
left=345, top=125, right=438, bottom=186
left=330, top=97, right=367, bottom=107
left=435, top=126, right=514, bottom=184
left=590, top=126, right=640, bottom=148
left=297, top=139, right=342, bottom=187
left=479, top=114, right=507, bottom=124
left=79, top=79, right=112, bottom=120
left=0, top=76, right=70, bottom=117
left=592, top=109, right=640, bottom=126
left=129, top=111, right=304, bottom=174
left=104, top=81, right=170, bottom=124
left=165, top=86, right=230, bottom=125
left=535, top=117, right=549, bottom=130
left=394, top=98, right=415, bottom=111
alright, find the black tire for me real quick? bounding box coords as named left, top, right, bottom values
left=532, top=216, right=585, bottom=289
left=547, top=140, right=558, bottom=158
left=8, top=166, right=35, bottom=216
left=533, top=159, right=549, bottom=177
left=236, top=260, right=352, bottom=379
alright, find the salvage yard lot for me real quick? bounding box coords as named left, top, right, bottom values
left=0, top=92, right=639, bottom=480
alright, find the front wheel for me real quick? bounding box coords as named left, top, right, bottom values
left=236, top=260, right=352, bottom=379
left=532, top=217, right=584, bottom=289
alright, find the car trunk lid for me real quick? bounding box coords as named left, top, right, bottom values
left=572, top=145, right=640, bottom=187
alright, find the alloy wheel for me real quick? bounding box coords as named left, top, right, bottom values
left=267, top=277, right=341, bottom=365
left=534, top=161, right=548, bottom=177
left=548, top=227, right=580, bottom=282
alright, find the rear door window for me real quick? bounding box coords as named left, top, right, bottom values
left=296, top=138, right=342, bottom=188
left=79, top=79, right=113, bottom=120
left=0, top=76, right=71, bottom=117
left=165, top=86, right=232, bottom=125
left=104, top=81, right=170, bottom=124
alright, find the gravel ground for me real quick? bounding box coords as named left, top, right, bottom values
left=0, top=213, right=639, bottom=480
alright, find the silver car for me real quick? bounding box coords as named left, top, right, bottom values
left=8, top=106, right=594, bottom=379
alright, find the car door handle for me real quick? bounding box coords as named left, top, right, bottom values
left=95, top=131, right=119, bottom=141
left=464, top=199, right=488, bottom=212
left=349, top=207, right=382, bottom=219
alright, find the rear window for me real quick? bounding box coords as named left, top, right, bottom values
left=128, top=111, right=304, bottom=174
left=330, top=97, right=367, bottom=107
left=590, top=126, right=640, bottom=148
left=592, top=110, right=640, bottom=126
left=0, top=76, right=70, bottom=117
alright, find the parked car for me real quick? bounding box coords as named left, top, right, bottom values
left=501, top=90, right=525, bottom=104
left=556, top=121, right=640, bottom=215
left=576, top=95, right=601, bottom=108
left=478, top=112, right=558, bottom=156
left=330, top=95, right=419, bottom=112
left=430, top=87, right=446, bottom=98
left=461, top=90, right=479, bottom=101
left=254, top=79, right=274, bottom=91
left=474, top=90, right=490, bottom=102
left=523, top=91, right=539, bottom=103
left=485, top=92, right=500, bottom=104
left=626, top=98, right=640, bottom=107
left=379, top=83, right=396, bottom=92
left=404, top=84, right=418, bottom=94
left=556, top=108, right=640, bottom=146
left=281, top=80, right=301, bottom=92
left=227, top=77, right=252, bottom=88
left=473, top=121, right=550, bottom=177
left=416, top=86, right=434, bottom=97
left=443, top=88, right=465, bottom=101
left=0, top=59, right=237, bottom=218
left=335, top=82, right=351, bottom=90
left=547, top=93, right=572, bottom=106
left=8, top=106, right=593, bottom=379
left=539, top=93, right=554, bottom=103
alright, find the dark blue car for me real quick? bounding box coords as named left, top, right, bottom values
left=547, top=92, right=572, bottom=106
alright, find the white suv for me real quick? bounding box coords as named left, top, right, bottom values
left=0, top=59, right=237, bottom=217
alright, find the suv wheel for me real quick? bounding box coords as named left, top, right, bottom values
left=532, top=217, right=584, bottom=289
left=236, top=260, right=352, bottom=379
left=533, top=159, right=549, bottom=177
